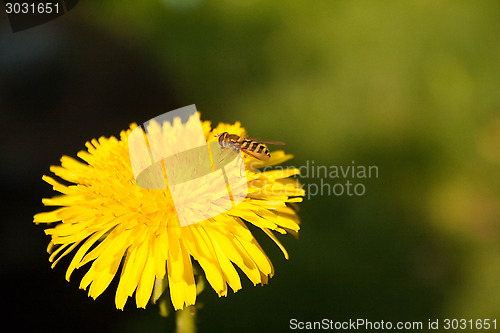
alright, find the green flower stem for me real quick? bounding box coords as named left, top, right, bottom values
left=176, top=306, right=196, bottom=333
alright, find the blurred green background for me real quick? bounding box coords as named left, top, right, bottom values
left=2, top=0, right=500, bottom=332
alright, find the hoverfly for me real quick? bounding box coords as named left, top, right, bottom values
left=215, top=132, right=285, bottom=161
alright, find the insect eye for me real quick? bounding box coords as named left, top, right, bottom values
left=216, top=133, right=225, bottom=144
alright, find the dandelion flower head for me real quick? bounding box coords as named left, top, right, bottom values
left=34, top=113, right=304, bottom=310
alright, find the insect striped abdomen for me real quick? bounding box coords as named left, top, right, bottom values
left=216, top=132, right=282, bottom=161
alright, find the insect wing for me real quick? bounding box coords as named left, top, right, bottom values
left=245, top=137, right=285, bottom=146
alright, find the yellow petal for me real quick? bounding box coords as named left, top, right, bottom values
left=136, top=235, right=157, bottom=308
left=262, top=228, right=289, bottom=260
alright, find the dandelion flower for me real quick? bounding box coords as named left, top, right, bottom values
left=34, top=114, right=305, bottom=310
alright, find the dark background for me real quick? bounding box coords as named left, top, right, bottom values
left=2, top=1, right=500, bottom=332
